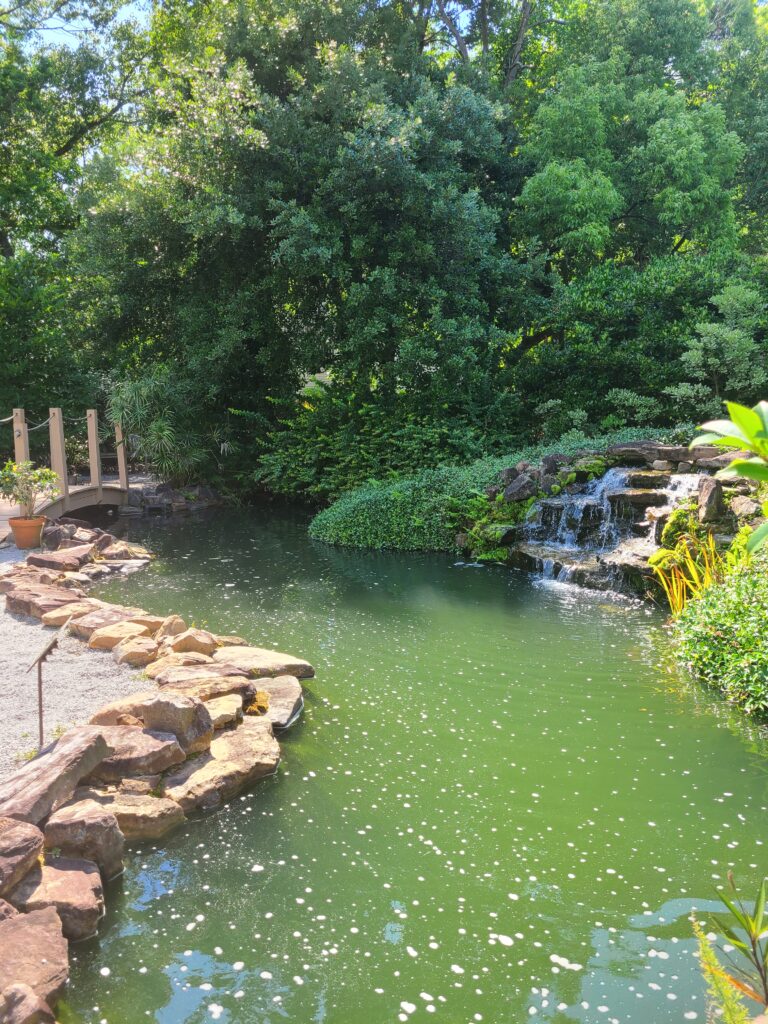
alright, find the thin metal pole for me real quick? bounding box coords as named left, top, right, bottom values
left=37, top=661, right=44, bottom=749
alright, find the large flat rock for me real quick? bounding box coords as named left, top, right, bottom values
left=40, top=599, right=104, bottom=627
left=5, top=584, right=86, bottom=619
left=87, top=620, right=152, bottom=651
left=212, top=645, right=315, bottom=679
left=87, top=726, right=185, bottom=782
left=27, top=544, right=95, bottom=573
left=164, top=717, right=280, bottom=813
left=152, top=662, right=248, bottom=685
left=156, top=673, right=256, bottom=704
left=68, top=605, right=148, bottom=641
left=89, top=691, right=158, bottom=726
left=7, top=857, right=104, bottom=941
left=162, top=628, right=218, bottom=656
left=72, top=788, right=185, bottom=840
left=0, top=728, right=113, bottom=825
left=0, top=567, right=63, bottom=594
left=0, top=906, right=69, bottom=1006
left=144, top=652, right=213, bottom=679
left=44, top=800, right=124, bottom=881
left=0, top=818, right=44, bottom=897
left=254, top=675, right=304, bottom=729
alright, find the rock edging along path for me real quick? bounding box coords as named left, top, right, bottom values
left=0, top=519, right=315, bottom=1021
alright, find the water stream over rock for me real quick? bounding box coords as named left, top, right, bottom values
left=508, top=467, right=705, bottom=590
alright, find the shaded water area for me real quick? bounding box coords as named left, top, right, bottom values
left=59, top=507, right=768, bottom=1024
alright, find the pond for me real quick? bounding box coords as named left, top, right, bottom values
left=59, top=506, right=768, bottom=1024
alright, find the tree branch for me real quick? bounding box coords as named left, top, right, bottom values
left=434, top=0, right=470, bottom=62
left=504, top=0, right=532, bottom=86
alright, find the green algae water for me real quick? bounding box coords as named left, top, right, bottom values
left=60, top=507, right=768, bottom=1024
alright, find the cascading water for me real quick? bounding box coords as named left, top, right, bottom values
left=510, top=467, right=708, bottom=590
left=525, top=468, right=630, bottom=551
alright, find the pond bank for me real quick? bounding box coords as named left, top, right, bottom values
left=0, top=521, right=314, bottom=1021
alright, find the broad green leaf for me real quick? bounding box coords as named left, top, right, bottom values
left=754, top=402, right=768, bottom=435
left=728, top=459, right=768, bottom=483
left=725, top=402, right=762, bottom=443
left=690, top=433, right=727, bottom=448
left=746, top=522, right=768, bottom=553
left=700, top=419, right=748, bottom=440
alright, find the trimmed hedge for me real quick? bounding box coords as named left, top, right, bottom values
left=309, top=428, right=673, bottom=551
left=675, top=563, right=768, bottom=715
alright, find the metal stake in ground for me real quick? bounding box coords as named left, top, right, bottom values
left=26, top=618, right=71, bottom=749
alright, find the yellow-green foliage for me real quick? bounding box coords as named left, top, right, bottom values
left=650, top=531, right=744, bottom=616
left=692, top=918, right=749, bottom=1024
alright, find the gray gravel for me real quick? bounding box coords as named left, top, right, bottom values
left=0, top=552, right=150, bottom=780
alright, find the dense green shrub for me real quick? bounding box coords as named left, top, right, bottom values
left=309, top=428, right=670, bottom=551
left=675, top=562, right=768, bottom=715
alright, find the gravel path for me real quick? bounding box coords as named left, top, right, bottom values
left=0, top=550, right=150, bottom=780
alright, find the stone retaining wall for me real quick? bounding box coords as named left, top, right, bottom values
left=0, top=521, right=314, bottom=1022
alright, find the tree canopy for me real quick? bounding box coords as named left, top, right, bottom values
left=2, top=0, right=768, bottom=493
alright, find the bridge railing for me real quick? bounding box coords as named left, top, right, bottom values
left=6, top=408, right=129, bottom=514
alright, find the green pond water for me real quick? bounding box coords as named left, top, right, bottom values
left=59, top=507, right=768, bottom=1024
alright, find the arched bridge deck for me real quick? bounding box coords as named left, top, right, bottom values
left=0, top=408, right=130, bottom=542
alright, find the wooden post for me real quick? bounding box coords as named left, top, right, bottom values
left=12, top=408, right=29, bottom=464
left=114, top=421, right=129, bottom=491
left=48, top=408, right=69, bottom=511
left=86, top=409, right=102, bottom=501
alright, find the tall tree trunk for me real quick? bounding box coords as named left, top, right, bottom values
left=435, top=0, right=470, bottom=62
left=504, top=0, right=532, bottom=86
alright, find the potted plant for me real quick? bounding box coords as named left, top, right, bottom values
left=0, top=460, right=60, bottom=548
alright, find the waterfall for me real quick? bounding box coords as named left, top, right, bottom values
left=525, top=468, right=630, bottom=552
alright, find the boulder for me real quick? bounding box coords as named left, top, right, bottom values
left=605, top=441, right=661, bottom=465
left=206, top=694, right=244, bottom=730
left=0, top=906, right=69, bottom=1006
left=139, top=694, right=213, bottom=754
left=127, top=613, right=166, bottom=633
left=731, top=494, right=761, bottom=519
left=0, top=982, right=56, bottom=1023
left=100, top=541, right=135, bottom=560
left=212, top=645, right=315, bottom=680
left=0, top=728, right=113, bottom=825
left=27, top=544, right=95, bottom=573
left=144, top=651, right=213, bottom=679
left=163, top=627, right=218, bottom=657
left=44, top=800, right=124, bottom=880
left=164, top=717, right=280, bottom=813
left=0, top=819, right=44, bottom=897
left=0, top=898, right=18, bottom=921
left=651, top=459, right=674, bottom=471
left=699, top=476, right=726, bottom=523
left=157, top=674, right=256, bottom=704
left=156, top=614, right=186, bottom=639
left=7, top=857, right=104, bottom=941
left=88, top=620, right=152, bottom=651
left=68, top=605, right=148, bottom=641
left=499, top=466, right=519, bottom=486
left=88, top=692, right=157, bottom=726
left=252, top=675, right=303, bottom=730
left=87, top=726, right=185, bottom=782
left=502, top=473, right=539, bottom=503
left=60, top=571, right=92, bottom=586
left=214, top=635, right=248, bottom=648
left=72, top=788, right=184, bottom=840
left=0, top=567, right=61, bottom=594
left=113, top=635, right=159, bottom=667
left=541, top=453, right=570, bottom=476
left=93, top=532, right=116, bottom=552
left=40, top=600, right=103, bottom=627
left=153, top=662, right=247, bottom=685
left=5, top=584, right=86, bottom=619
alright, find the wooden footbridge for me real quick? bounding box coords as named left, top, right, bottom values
left=0, top=408, right=130, bottom=540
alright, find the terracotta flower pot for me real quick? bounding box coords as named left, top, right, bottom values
left=9, top=515, right=46, bottom=549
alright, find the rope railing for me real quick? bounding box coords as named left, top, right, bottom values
left=26, top=415, right=54, bottom=432
left=0, top=414, right=13, bottom=425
